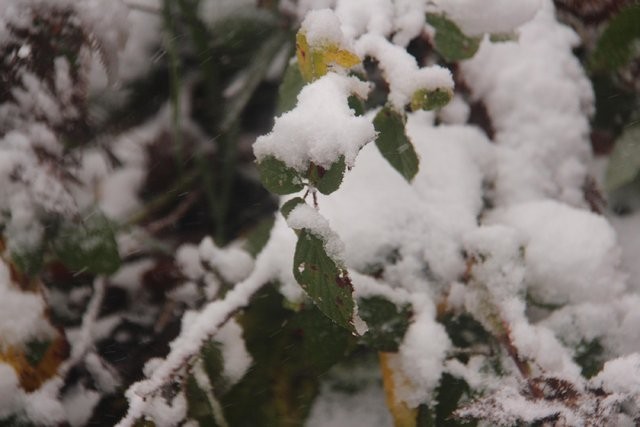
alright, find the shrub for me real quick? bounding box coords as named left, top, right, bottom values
left=1, top=0, right=640, bottom=426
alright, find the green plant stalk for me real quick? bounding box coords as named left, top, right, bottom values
left=214, top=33, right=289, bottom=244
left=177, top=0, right=226, bottom=244
left=125, top=168, right=200, bottom=227
left=162, top=0, right=185, bottom=178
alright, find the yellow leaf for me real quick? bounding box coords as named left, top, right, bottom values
left=296, top=32, right=360, bottom=82
left=379, top=352, right=417, bottom=427
left=0, top=336, right=69, bottom=392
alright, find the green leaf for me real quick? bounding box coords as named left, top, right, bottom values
left=201, top=340, right=227, bottom=392
left=358, top=296, right=412, bottom=352
left=410, top=87, right=453, bottom=111
left=488, top=32, right=517, bottom=43
left=220, top=32, right=288, bottom=133
left=575, top=339, right=605, bottom=379
left=605, top=124, right=640, bottom=191
left=185, top=374, right=220, bottom=427
left=10, top=247, right=44, bottom=277
left=348, top=95, right=365, bottom=116
left=287, top=304, right=355, bottom=373
left=222, top=287, right=354, bottom=426
left=50, top=211, right=120, bottom=274
left=257, top=156, right=304, bottom=195
left=436, top=374, right=476, bottom=427
left=293, top=231, right=355, bottom=331
left=308, top=157, right=346, bottom=195
left=590, top=5, right=640, bottom=71
left=0, top=416, right=34, bottom=427
left=426, top=13, right=481, bottom=62
left=209, top=10, right=279, bottom=74
left=373, top=107, right=420, bottom=182
left=417, top=405, right=437, bottom=427
left=277, top=59, right=306, bottom=115
left=25, top=340, right=51, bottom=366
left=244, top=216, right=275, bottom=258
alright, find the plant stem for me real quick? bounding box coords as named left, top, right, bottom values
left=162, top=0, right=185, bottom=178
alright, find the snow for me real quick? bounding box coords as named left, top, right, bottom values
left=487, top=200, right=626, bottom=305
left=116, top=4, right=160, bottom=83
left=176, top=244, right=205, bottom=281
left=397, top=303, right=451, bottom=407
left=322, top=120, right=492, bottom=285
left=62, top=384, right=101, bottom=427
left=335, top=0, right=394, bottom=40
left=301, top=9, right=352, bottom=48
left=85, top=352, right=120, bottom=393
left=116, top=235, right=289, bottom=426
left=253, top=73, right=375, bottom=171
left=198, top=238, right=254, bottom=284
left=392, top=0, right=428, bottom=46
left=216, top=319, right=252, bottom=385
left=463, top=225, right=527, bottom=301
left=22, top=378, right=67, bottom=426
left=461, top=0, right=594, bottom=207
left=246, top=0, right=638, bottom=416
left=109, top=258, right=155, bottom=293
left=76, top=0, right=129, bottom=83
left=144, top=392, right=187, bottom=427
left=456, top=384, right=581, bottom=426
left=0, top=260, right=55, bottom=348
left=431, top=0, right=541, bottom=36
left=307, top=379, right=392, bottom=427
left=591, top=354, right=640, bottom=395
left=438, top=94, right=470, bottom=125
left=356, top=34, right=453, bottom=111
left=508, top=310, right=581, bottom=377
left=286, top=202, right=346, bottom=261
left=0, top=363, right=21, bottom=418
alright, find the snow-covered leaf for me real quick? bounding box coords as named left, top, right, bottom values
left=50, top=211, right=120, bottom=275
left=257, top=156, right=304, bottom=195
left=280, top=197, right=306, bottom=220
left=0, top=335, right=68, bottom=392
left=373, top=107, right=419, bottom=182
left=296, top=32, right=360, bottom=82
left=426, top=14, right=481, bottom=62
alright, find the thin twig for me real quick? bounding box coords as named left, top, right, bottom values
left=146, top=189, right=201, bottom=234
left=61, top=276, right=107, bottom=373
left=115, top=255, right=273, bottom=427
left=499, top=325, right=544, bottom=399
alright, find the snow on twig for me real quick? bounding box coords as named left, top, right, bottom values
left=116, top=250, right=276, bottom=426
